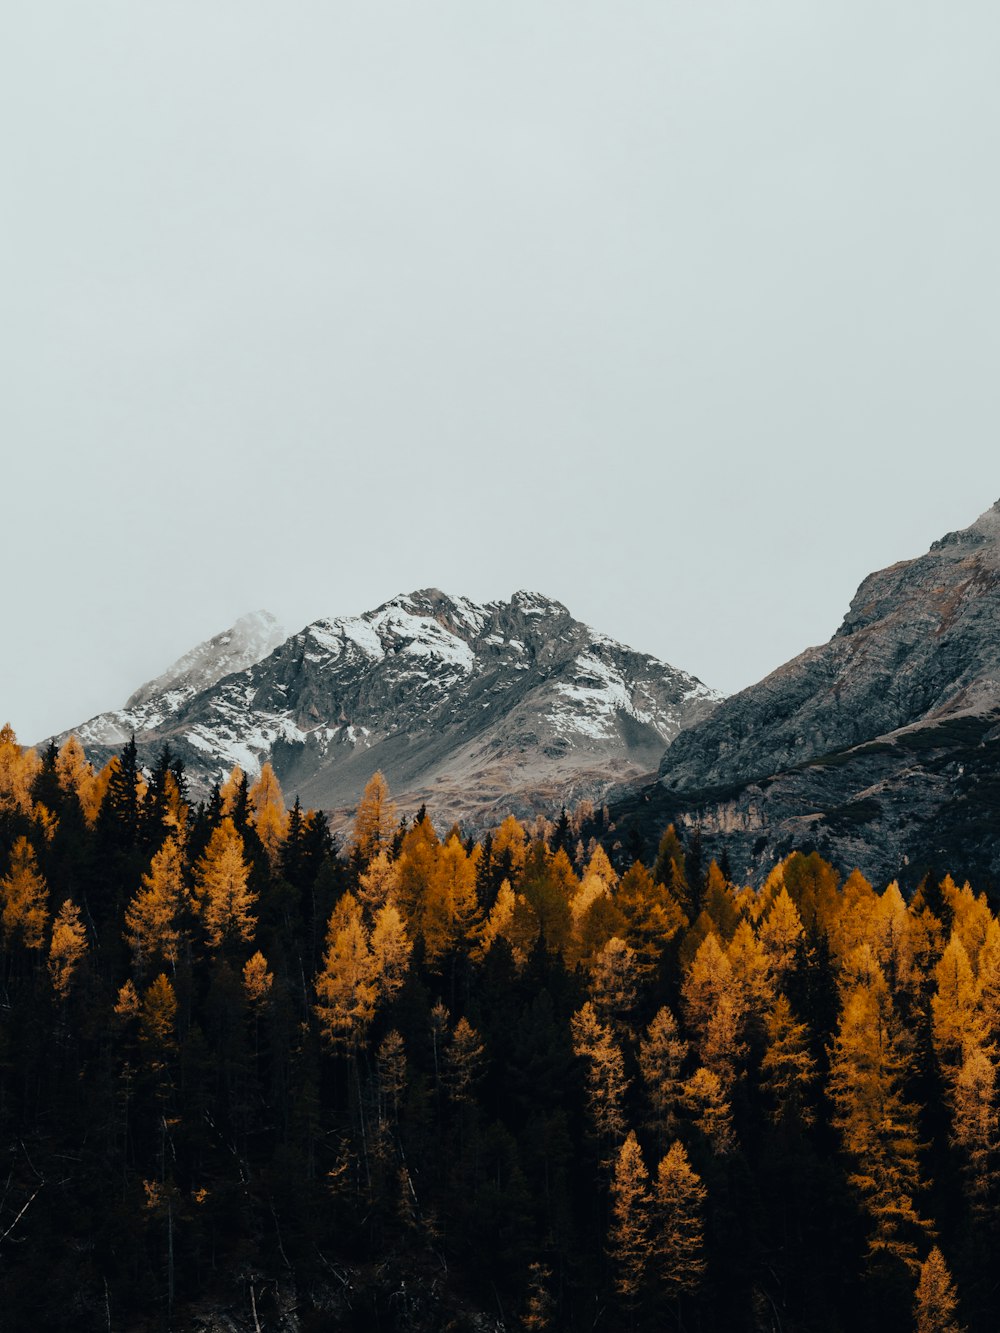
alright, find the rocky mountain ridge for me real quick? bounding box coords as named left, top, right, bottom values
left=620, top=499, right=1000, bottom=888
left=56, top=590, right=719, bottom=828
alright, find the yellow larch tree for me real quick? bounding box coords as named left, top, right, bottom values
left=758, top=885, right=806, bottom=986
left=701, top=858, right=740, bottom=939
left=639, top=1005, right=689, bottom=1147
left=584, top=843, right=617, bottom=891
left=434, top=833, right=482, bottom=953
left=491, top=814, right=529, bottom=883
left=55, top=734, right=88, bottom=791
left=941, top=876, right=992, bottom=973
left=248, top=762, right=288, bottom=866
left=1, top=836, right=49, bottom=950
left=976, top=915, right=1000, bottom=1036
left=727, top=919, right=775, bottom=1027
left=194, top=818, right=257, bottom=949
left=681, top=1066, right=735, bottom=1155
left=914, top=1247, right=965, bottom=1333
left=125, top=835, right=191, bottom=973
left=760, top=995, right=817, bottom=1128
left=314, top=893, right=377, bottom=1052
left=588, top=936, right=640, bottom=1036
left=473, top=878, right=517, bottom=962
left=357, top=850, right=400, bottom=917
left=570, top=1000, right=629, bottom=1158
left=242, top=950, right=274, bottom=1008
left=607, top=1130, right=652, bottom=1308
left=871, top=881, right=916, bottom=996
left=931, top=935, right=983, bottom=1080
left=140, top=973, right=178, bottom=1061
left=950, top=1041, right=999, bottom=1217
left=828, top=868, right=878, bottom=969
left=653, top=1140, right=708, bottom=1301
left=48, top=900, right=88, bottom=1000
left=682, top=932, right=735, bottom=1056
left=828, top=970, right=928, bottom=1268
left=114, top=978, right=140, bottom=1021
left=393, top=817, right=440, bottom=929
left=616, top=861, right=687, bottom=976
left=0, top=724, right=40, bottom=818
left=350, top=771, right=396, bottom=865
left=700, top=990, right=748, bottom=1093
left=219, top=765, right=245, bottom=817
left=370, top=902, right=412, bottom=1000
left=444, top=1016, right=485, bottom=1104
left=79, top=757, right=114, bottom=826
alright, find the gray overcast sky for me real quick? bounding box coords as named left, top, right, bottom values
left=3, top=2, right=999, bottom=743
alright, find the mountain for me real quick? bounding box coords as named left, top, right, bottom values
left=622, top=499, right=1000, bottom=888
left=57, top=590, right=719, bottom=827
left=69, top=610, right=286, bottom=748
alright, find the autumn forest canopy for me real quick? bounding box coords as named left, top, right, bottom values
left=0, top=724, right=996, bottom=1331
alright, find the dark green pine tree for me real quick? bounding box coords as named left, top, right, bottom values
left=551, top=807, right=572, bottom=855
left=30, top=740, right=63, bottom=813
left=281, top=796, right=307, bottom=888
left=141, top=743, right=174, bottom=846
left=686, top=825, right=705, bottom=917
left=99, top=735, right=142, bottom=849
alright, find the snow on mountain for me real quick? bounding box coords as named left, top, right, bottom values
left=67, top=610, right=285, bottom=749
left=55, top=589, right=720, bottom=826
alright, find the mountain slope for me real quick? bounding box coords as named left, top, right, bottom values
left=627, top=500, right=1000, bottom=887
left=58, top=590, right=719, bottom=827
left=70, top=611, right=286, bottom=749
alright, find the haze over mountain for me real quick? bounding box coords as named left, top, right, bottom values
left=620, top=498, right=1000, bottom=887
left=56, top=590, right=718, bottom=828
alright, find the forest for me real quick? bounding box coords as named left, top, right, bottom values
left=0, top=722, right=994, bottom=1331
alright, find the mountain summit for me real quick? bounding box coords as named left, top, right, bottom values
left=58, top=591, right=718, bottom=826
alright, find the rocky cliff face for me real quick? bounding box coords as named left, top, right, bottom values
left=632, top=500, right=1000, bottom=888
left=57, top=590, right=718, bottom=828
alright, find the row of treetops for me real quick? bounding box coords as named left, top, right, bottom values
left=0, top=722, right=993, bottom=1323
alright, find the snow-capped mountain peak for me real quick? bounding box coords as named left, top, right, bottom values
left=55, top=591, right=719, bottom=827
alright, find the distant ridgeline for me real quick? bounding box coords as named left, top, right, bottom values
left=0, top=724, right=995, bottom=1332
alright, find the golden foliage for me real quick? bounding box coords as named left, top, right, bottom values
left=48, top=900, right=88, bottom=999
left=314, top=893, right=377, bottom=1051
left=370, top=903, right=412, bottom=1000
left=125, top=835, right=191, bottom=971
left=350, top=770, right=396, bottom=864
left=194, top=818, right=256, bottom=948
left=607, top=1131, right=651, bottom=1302
left=248, top=762, right=288, bottom=865
left=828, top=974, right=928, bottom=1266
left=654, top=1140, right=707, bottom=1296
left=242, top=950, right=274, bottom=1007
left=140, top=974, right=178, bottom=1052
left=0, top=724, right=40, bottom=818
left=571, top=1000, right=628, bottom=1153
left=914, top=1247, right=964, bottom=1333
left=1, top=836, right=49, bottom=949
